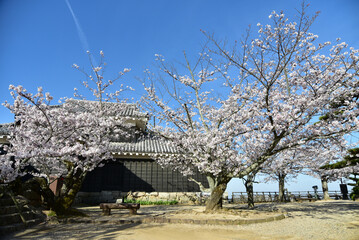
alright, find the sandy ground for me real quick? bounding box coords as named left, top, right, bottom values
left=3, top=200, right=359, bottom=240
left=164, top=206, right=280, bottom=221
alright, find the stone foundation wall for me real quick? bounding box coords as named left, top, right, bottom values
left=127, top=192, right=203, bottom=204
left=75, top=191, right=228, bottom=205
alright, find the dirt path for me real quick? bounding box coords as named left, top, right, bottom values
left=4, top=200, right=359, bottom=240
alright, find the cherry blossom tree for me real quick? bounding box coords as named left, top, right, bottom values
left=262, top=139, right=349, bottom=201
left=0, top=51, right=132, bottom=214
left=261, top=149, right=304, bottom=202
left=142, top=4, right=359, bottom=210
left=301, top=139, right=349, bottom=199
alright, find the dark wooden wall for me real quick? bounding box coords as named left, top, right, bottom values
left=81, top=159, right=209, bottom=192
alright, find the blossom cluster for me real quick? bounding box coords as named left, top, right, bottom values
left=141, top=9, right=359, bottom=183
left=0, top=51, right=132, bottom=183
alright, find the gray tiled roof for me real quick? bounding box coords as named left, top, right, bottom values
left=0, top=112, right=175, bottom=155
left=109, top=136, right=177, bottom=154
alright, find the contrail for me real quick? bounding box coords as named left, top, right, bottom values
left=65, top=0, right=96, bottom=64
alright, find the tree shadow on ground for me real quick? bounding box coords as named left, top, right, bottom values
left=3, top=222, right=163, bottom=240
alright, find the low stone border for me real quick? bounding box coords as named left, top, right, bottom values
left=141, top=213, right=285, bottom=225
left=59, top=212, right=285, bottom=225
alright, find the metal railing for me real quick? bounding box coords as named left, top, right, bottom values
left=231, top=191, right=343, bottom=203
left=288, top=191, right=342, bottom=200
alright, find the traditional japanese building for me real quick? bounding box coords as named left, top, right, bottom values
left=0, top=100, right=209, bottom=204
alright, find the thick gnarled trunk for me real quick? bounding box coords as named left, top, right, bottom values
left=34, top=167, right=88, bottom=215
left=205, top=176, right=230, bottom=211
left=53, top=169, right=86, bottom=214
left=9, top=172, right=86, bottom=216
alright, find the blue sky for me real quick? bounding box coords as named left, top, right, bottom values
left=1, top=0, right=358, bottom=193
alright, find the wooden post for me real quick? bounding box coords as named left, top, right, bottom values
left=129, top=208, right=137, bottom=215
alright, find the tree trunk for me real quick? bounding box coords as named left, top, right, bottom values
left=53, top=169, right=87, bottom=214
left=245, top=174, right=255, bottom=208
left=205, top=176, right=230, bottom=211
left=278, top=173, right=286, bottom=202
left=321, top=176, right=330, bottom=200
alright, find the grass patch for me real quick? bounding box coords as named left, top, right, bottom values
left=48, top=210, right=57, bottom=217
left=124, top=199, right=178, bottom=205
left=49, top=208, right=88, bottom=218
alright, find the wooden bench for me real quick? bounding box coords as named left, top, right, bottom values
left=99, top=203, right=140, bottom=216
